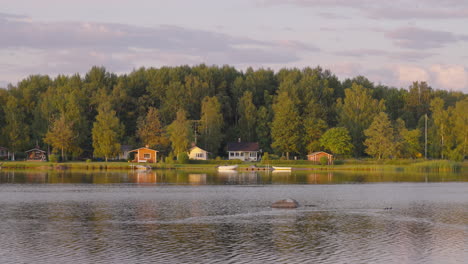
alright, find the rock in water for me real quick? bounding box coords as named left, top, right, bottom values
left=271, top=198, right=299, bottom=209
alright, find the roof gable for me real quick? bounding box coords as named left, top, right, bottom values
left=227, top=142, right=259, bottom=152
left=307, top=151, right=332, bottom=156
left=189, top=146, right=207, bottom=153
left=130, top=147, right=159, bottom=152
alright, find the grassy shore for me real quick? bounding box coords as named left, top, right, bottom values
left=0, top=159, right=466, bottom=173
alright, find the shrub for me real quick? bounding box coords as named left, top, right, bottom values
left=49, top=154, right=59, bottom=163
left=177, top=152, right=189, bottom=164
left=86, top=159, right=92, bottom=163
left=320, top=156, right=328, bottom=165
left=261, top=152, right=270, bottom=164
left=333, top=160, right=344, bottom=165
left=164, top=156, right=174, bottom=164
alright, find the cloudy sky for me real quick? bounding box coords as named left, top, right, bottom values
left=1, top=0, right=467, bottom=92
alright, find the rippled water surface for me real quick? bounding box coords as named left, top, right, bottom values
left=0, top=170, right=466, bottom=263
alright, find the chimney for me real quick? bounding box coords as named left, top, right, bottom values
left=238, top=138, right=241, bottom=143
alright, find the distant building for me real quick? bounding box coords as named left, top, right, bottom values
left=0, top=147, right=9, bottom=160
left=188, top=146, right=209, bottom=160
left=119, top=145, right=133, bottom=160
left=227, top=139, right=260, bottom=161
left=129, top=146, right=158, bottom=163
left=25, top=146, right=47, bottom=161
left=307, top=151, right=333, bottom=165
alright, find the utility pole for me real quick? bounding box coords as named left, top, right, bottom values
left=425, top=114, right=428, bottom=159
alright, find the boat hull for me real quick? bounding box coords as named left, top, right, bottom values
left=218, top=165, right=238, bottom=171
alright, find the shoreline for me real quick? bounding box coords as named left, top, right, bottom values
left=0, top=160, right=466, bottom=173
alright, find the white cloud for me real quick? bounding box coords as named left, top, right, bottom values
left=429, top=64, right=468, bottom=91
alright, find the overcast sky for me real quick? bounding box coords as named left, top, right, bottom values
left=1, top=0, right=467, bottom=92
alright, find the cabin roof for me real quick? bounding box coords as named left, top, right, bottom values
left=25, top=148, right=46, bottom=153
left=307, top=151, right=332, bottom=156
left=129, top=147, right=159, bottom=152
left=189, top=146, right=208, bottom=152
left=227, top=142, right=259, bottom=152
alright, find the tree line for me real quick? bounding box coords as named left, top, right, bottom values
left=0, top=65, right=466, bottom=161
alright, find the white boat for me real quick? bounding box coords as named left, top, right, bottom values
left=135, top=165, right=152, bottom=170
left=218, top=165, right=239, bottom=171
left=272, top=166, right=292, bottom=171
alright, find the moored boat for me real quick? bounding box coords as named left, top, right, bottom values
left=272, top=166, right=292, bottom=171
left=218, top=165, right=239, bottom=171
left=135, top=165, right=152, bottom=170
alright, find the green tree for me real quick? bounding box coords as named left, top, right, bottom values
left=337, top=83, right=385, bottom=156
left=256, top=106, right=272, bottom=152
left=450, top=98, right=468, bottom=160
left=319, top=127, right=353, bottom=157
left=167, top=109, right=191, bottom=157
left=430, top=97, right=452, bottom=159
left=43, top=113, right=75, bottom=161
left=92, top=102, right=124, bottom=162
left=237, top=91, right=257, bottom=142
left=199, top=96, right=223, bottom=154
left=136, top=107, right=168, bottom=149
left=2, top=96, right=30, bottom=160
left=303, top=117, right=327, bottom=154
left=364, top=112, right=395, bottom=159
left=394, top=119, right=421, bottom=158
left=271, top=91, right=301, bottom=159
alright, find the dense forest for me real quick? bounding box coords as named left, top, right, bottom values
left=0, top=65, right=466, bottom=161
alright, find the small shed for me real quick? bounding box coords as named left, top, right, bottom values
left=188, top=146, right=208, bottom=160
left=0, top=147, right=9, bottom=159
left=25, top=147, right=47, bottom=161
left=119, top=145, right=133, bottom=160
left=307, top=151, right=333, bottom=165
left=130, top=146, right=158, bottom=163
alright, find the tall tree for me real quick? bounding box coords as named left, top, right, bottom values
left=271, top=91, right=301, bottom=159
left=403, top=81, right=433, bottom=128
left=452, top=98, right=468, bottom=160
left=136, top=107, right=168, bottom=149
left=364, top=112, right=395, bottom=159
left=319, top=127, right=353, bottom=157
left=167, top=109, right=191, bottom=157
left=92, top=102, right=124, bottom=162
left=237, top=91, right=257, bottom=142
left=199, top=96, right=223, bottom=154
left=44, top=113, right=75, bottom=161
left=430, top=97, right=452, bottom=159
left=394, top=119, right=421, bottom=159
left=2, top=96, right=30, bottom=160
left=255, top=106, right=272, bottom=152
left=337, top=83, right=385, bottom=156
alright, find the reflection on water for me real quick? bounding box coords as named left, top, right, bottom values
left=1, top=170, right=466, bottom=185
left=0, top=170, right=466, bottom=263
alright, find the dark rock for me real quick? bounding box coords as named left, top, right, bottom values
left=271, top=198, right=299, bottom=209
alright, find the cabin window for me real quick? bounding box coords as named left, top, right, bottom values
left=230, top=152, right=234, bottom=157
left=144, top=154, right=151, bottom=159
left=235, top=152, right=239, bottom=157
left=196, top=153, right=204, bottom=158
left=241, top=152, right=244, bottom=156
left=250, top=152, right=256, bottom=157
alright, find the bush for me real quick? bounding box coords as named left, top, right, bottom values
left=164, top=156, right=174, bottom=164
left=177, top=152, right=189, bottom=164
left=320, top=156, right=328, bottom=165
left=334, top=160, right=344, bottom=165
left=86, top=159, right=92, bottom=163
left=261, top=152, right=270, bottom=164
left=49, top=154, right=59, bottom=163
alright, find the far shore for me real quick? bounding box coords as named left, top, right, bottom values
left=0, top=160, right=466, bottom=173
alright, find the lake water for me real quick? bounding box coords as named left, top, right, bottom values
left=0, top=170, right=466, bottom=263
